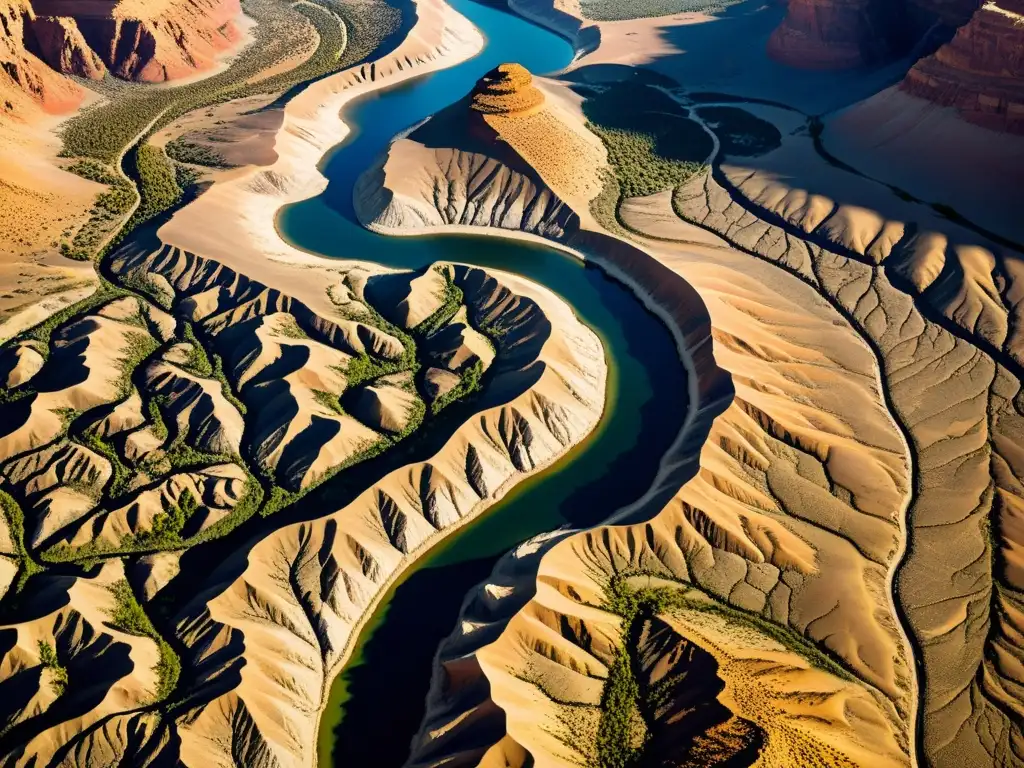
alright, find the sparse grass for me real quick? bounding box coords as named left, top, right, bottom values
left=37, top=640, right=68, bottom=696
left=313, top=388, right=346, bottom=416
left=579, top=0, right=739, bottom=20
left=274, top=314, right=310, bottom=340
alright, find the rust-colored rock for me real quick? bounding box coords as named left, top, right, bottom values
left=26, top=14, right=106, bottom=79
left=0, top=0, right=82, bottom=116
left=29, top=0, right=242, bottom=82
left=902, top=0, right=1024, bottom=133
left=766, top=0, right=908, bottom=70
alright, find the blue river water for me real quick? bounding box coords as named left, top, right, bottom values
left=276, top=1, right=690, bottom=764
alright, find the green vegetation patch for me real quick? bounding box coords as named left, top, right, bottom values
left=37, top=639, right=68, bottom=695
left=165, top=138, right=229, bottom=168
left=0, top=489, right=43, bottom=594
left=412, top=271, right=464, bottom=339
left=582, top=83, right=712, bottom=200
left=579, top=0, right=741, bottom=22
left=597, top=646, right=646, bottom=767
left=106, top=579, right=180, bottom=701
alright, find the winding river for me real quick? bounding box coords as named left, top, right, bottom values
left=277, top=1, right=690, bottom=764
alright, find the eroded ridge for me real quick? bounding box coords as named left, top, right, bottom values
left=356, top=61, right=1023, bottom=768
left=0, top=217, right=605, bottom=766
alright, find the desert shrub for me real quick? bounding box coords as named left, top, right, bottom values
left=412, top=271, right=464, bottom=339
left=579, top=0, right=740, bottom=21
left=182, top=323, right=213, bottom=376
left=94, top=182, right=136, bottom=215
left=65, top=159, right=120, bottom=185
left=0, top=489, right=42, bottom=593
left=106, top=579, right=180, bottom=700
left=165, top=138, right=228, bottom=168
left=79, top=432, right=132, bottom=498
left=132, top=144, right=185, bottom=225
left=37, top=640, right=68, bottom=695
left=431, top=359, right=484, bottom=415
left=596, top=647, right=644, bottom=768
left=116, top=330, right=159, bottom=399
left=313, top=389, right=346, bottom=416
left=211, top=353, right=247, bottom=415
left=582, top=83, right=711, bottom=200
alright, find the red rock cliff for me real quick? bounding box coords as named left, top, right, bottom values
left=0, top=0, right=82, bottom=116
left=27, top=0, right=242, bottom=82
left=766, top=0, right=909, bottom=69
left=902, top=0, right=1024, bottom=133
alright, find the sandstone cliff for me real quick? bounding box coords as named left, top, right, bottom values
left=26, top=0, right=242, bottom=83
left=766, top=0, right=909, bottom=70
left=0, top=0, right=82, bottom=116
left=901, top=0, right=1024, bottom=133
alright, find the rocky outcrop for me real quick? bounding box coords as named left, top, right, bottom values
left=24, top=13, right=105, bottom=79
left=0, top=0, right=82, bottom=116
left=766, top=0, right=909, bottom=69
left=26, top=0, right=242, bottom=83
left=901, top=0, right=1024, bottom=133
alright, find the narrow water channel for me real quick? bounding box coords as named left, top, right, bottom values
left=276, top=1, right=691, bottom=765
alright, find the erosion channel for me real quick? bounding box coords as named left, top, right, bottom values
left=277, top=0, right=691, bottom=765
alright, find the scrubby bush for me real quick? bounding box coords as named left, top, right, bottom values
left=107, top=580, right=180, bottom=701
left=583, top=82, right=711, bottom=200
left=37, top=640, right=68, bottom=695
left=165, top=138, right=228, bottom=168
left=579, top=0, right=740, bottom=21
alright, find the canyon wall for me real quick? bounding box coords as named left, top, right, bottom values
left=902, top=0, right=1024, bottom=133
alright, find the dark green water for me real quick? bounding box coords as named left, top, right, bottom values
left=276, top=1, right=689, bottom=764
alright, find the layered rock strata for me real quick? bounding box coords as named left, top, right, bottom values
left=902, top=0, right=1024, bottom=133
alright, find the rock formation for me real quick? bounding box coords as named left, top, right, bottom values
left=471, top=62, right=546, bottom=115
left=1, top=0, right=242, bottom=116
left=766, top=0, right=909, bottom=69
left=23, top=13, right=105, bottom=79
left=26, top=0, right=242, bottom=83
left=902, top=0, right=1024, bottom=133
left=0, top=0, right=82, bottom=116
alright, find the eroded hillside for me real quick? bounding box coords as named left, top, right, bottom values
left=358, top=56, right=1023, bottom=767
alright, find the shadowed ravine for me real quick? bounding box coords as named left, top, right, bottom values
left=276, top=1, right=691, bottom=765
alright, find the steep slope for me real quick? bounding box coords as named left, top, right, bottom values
left=901, top=0, right=1024, bottom=133
left=766, top=0, right=908, bottom=70
left=26, top=0, right=243, bottom=83
left=359, top=65, right=1023, bottom=768
left=0, top=0, right=82, bottom=116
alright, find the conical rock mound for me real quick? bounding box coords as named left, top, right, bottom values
left=471, top=62, right=545, bottom=116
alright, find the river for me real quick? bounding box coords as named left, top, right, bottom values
left=276, top=1, right=690, bottom=764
